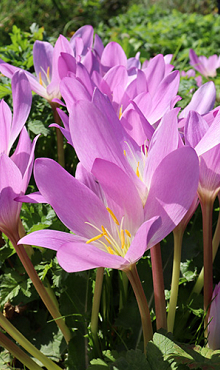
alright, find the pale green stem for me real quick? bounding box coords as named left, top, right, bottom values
left=126, top=264, right=153, bottom=355
left=50, top=102, right=65, bottom=167
left=167, top=228, right=184, bottom=333
left=0, top=331, right=42, bottom=370
left=150, top=243, right=167, bottom=330
left=11, top=232, right=72, bottom=344
left=192, top=204, right=220, bottom=296
left=0, top=311, right=62, bottom=370
left=90, top=267, right=104, bottom=356
left=200, top=199, right=214, bottom=337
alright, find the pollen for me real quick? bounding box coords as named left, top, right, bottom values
left=47, top=66, right=50, bottom=80
left=125, top=229, right=131, bottom=237
left=86, top=233, right=104, bottom=244
left=106, top=207, right=119, bottom=225
left=101, top=225, right=107, bottom=235
left=107, top=246, right=114, bottom=255
left=119, top=106, right=123, bottom=119
left=121, top=229, right=125, bottom=249
left=39, top=72, right=43, bottom=86
left=85, top=211, right=132, bottom=258
left=136, top=162, right=140, bottom=178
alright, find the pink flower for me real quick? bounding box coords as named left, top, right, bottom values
left=0, top=71, right=37, bottom=240
left=189, top=49, right=220, bottom=78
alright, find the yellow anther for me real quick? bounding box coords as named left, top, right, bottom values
left=39, top=72, right=43, bottom=85
left=125, top=229, right=131, bottom=237
left=104, top=236, right=111, bottom=244
left=119, top=106, right=123, bottom=119
left=121, top=229, right=125, bottom=249
left=106, top=207, right=119, bottom=225
left=86, top=233, right=103, bottom=244
left=107, top=246, right=114, bottom=255
left=101, top=225, right=107, bottom=235
left=47, top=66, right=50, bottom=79
left=136, top=162, right=140, bottom=178
left=123, top=149, right=126, bottom=156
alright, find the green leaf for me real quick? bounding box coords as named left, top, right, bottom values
left=89, top=358, right=109, bottom=369
left=28, top=120, right=50, bottom=136
left=113, top=349, right=150, bottom=370
left=150, top=330, right=220, bottom=370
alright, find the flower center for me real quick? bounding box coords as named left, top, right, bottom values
left=123, top=141, right=148, bottom=182
left=85, top=207, right=131, bottom=257
left=39, top=66, right=51, bottom=87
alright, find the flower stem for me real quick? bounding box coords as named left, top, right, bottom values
left=126, top=264, right=153, bottom=354
left=0, top=311, right=62, bottom=370
left=90, top=267, right=104, bottom=356
left=119, top=271, right=128, bottom=312
left=167, top=228, right=184, bottom=333
left=200, top=199, right=214, bottom=337
left=50, top=102, right=65, bottom=167
left=150, top=243, right=167, bottom=330
left=11, top=233, right=72, bottom=344
left=192, top=200, right=220, bottom=296
left=0, top=331, right=42, bottom=370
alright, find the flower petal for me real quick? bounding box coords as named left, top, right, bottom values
left=125, top=216, right=161, bottom=263
left=10, top=71, right=32, bottom=151
left=57, top=240, right=126, bottom=272
left=144, top=146, right=199, bottom=243
left=34, top=158, right=111, bottom=238
left=19, top=229, right=76, bottom=251
left=92, top=158, right=144, bottom=231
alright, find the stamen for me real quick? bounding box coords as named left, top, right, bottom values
left=104, top=227, right=121, bottom=255
left=101, top=225, right=107, bottom=235
left=123, top=149, right=126, bottom=156
left=136, top=162, right=140, bottom=178
left=107, top=246, right=114, bottom=255
left=119, top=106, right=123, bottom=119
left=86, top=233, right=103, bottom=244
left=121, top=229, right=125, bottom=249
left=125, top=229, right=131, bottom=237
left=85, top=222, right=103, bottom=234
left=106, top=207, right=119, bottom=225
left=104, top=235, right=112, bottom=244
left=39, top=72, right=43, bottom=86
left=47, top=66, right=50, bottom=80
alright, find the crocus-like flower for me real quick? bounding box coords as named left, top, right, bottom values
left=57, top=54, right=180, bottom=146
left=183, top=108, right=220, bottom=201
left=0, top=35, right=72, bottom=102
left=208, top=283, right=220, bottom=349
left=0, top=71, right=37, bottom=241
left=189, top=49, right=220, bottom=78
left=178, top=81, right=216, bottom=130
left=0, top=132, right=37, bottom=241
left=55, top=86, right=200, bottom=244
left=19, top=157, right=162, bottom=272
left=0, top=70, right=32, bottom=155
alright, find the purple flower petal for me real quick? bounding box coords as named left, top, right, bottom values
left=34, top=158, right=111, bottom=238
left=10, top=71, right=32, bottom=151
left=57, top=241, right=126, bottom=272
left=144, top=146, right=199, bottom=243
left=124, top=216, right=161, bottom=262
left=19, top=229, right=77, bottom=251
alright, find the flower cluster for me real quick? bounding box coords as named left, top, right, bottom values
left=0, top=25, right=220, bottom=359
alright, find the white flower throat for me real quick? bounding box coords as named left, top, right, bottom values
left=86, top=207, right=131, bottom=257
